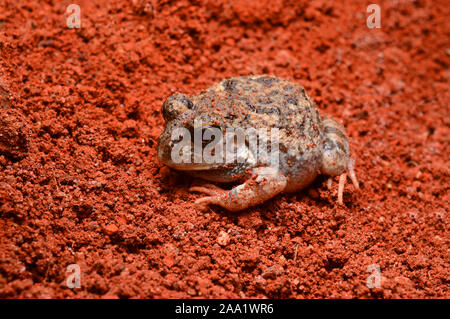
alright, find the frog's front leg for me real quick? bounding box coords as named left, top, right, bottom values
left=189, top=167, right=287, bottom=212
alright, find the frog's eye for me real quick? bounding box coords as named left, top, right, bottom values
left=162, top=93, right=194, bottom=121
left=181, top=95, right=194, bottom=109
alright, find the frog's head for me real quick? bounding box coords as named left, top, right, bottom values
left=320, top=116, right=351, bottom=176
left=158, top=93, right=228, bottom=171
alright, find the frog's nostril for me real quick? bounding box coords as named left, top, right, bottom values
left=182, top=96, right=194, bottom=109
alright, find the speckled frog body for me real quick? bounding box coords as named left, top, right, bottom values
left=158, top=75, right=359, bottom=211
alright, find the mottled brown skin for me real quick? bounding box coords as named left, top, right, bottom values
left=158, top=75, right=359, bottom=211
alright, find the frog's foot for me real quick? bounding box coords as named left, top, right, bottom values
left=337, top=158, right=360, bottom=204
left=190, top=167, right=287, bottom=212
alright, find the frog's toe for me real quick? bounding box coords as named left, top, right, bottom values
left=348, top=158, right=359, bottom=190
left=189, top=184, right=225, bottom=196
left=194, top=196, right=217, bottom=207
left=336, top=159, right=360, bottom=204
left=337, top=172, right=347, bottom=205
left=327, top=177, right=333, bottom=190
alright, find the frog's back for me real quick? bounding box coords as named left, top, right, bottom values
left=192, top=75, right=324, bottom=189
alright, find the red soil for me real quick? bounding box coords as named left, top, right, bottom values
left=0, top=0, right=448, bottom=298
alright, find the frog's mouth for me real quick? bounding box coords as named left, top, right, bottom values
left=158, top=122, right=227, bottom=171
left=163, top=160, right=221, bottom=171
left=157, top=140, right=224, bottom=171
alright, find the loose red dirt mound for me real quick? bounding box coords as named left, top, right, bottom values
left=0, top=0, right=448, bottom=298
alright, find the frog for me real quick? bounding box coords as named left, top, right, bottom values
left=157, top=75, right=359, bottom=212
